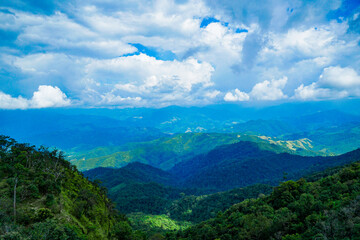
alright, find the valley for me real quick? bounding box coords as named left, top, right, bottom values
left=1, top=103, right=360, bottom=239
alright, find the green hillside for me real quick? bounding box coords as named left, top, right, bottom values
left=175, top=161, right=360, bottom=240
left=0, top=136, right=141, bottom=240
left=284, top=122, right=360, bottom=155
left=170, top=141, right=360, bottom=191
left=72, top=133, right=320, bottom=171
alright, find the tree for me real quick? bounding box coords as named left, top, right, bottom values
left=13, top=177, right=18, bottom=223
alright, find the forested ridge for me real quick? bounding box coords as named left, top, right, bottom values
left=172, top=161, right=360, bottom=240
left=0, top=135, right=143, bottom=240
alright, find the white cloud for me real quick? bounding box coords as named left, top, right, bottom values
left=10, top=52, right=217, bottom=107
left=319, top=66, right=360, bottom=88
left=89, top=54, right=214, bottom=92
left=294, top=66, right=360, bottom=100
left=86, top=54, right=215, bottom=105
left=260, top=21, right=354, bottom=63
left=0, top=92, right=29, bottom=109
left=0, top=85, right=70, bottom=109
left=250, top=77, right=288, bottom=100
left=31, top=85, right=71, bottom=108
left=294, top=83, right=345, bottom=100
left=224, top=76, right=288, bottom=102
left=224, top=88, right=249, bottom=101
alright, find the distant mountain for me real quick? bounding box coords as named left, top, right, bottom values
left=284, top=122, right=360, bottom=154
left=225, top=110, right=360, bottom=136
left=170, top=141, right=360, bottom=191
left=229, top=119, right=298, bottom=137
left=31, top=126, right=167, bottom=150
left=290, top=109, right=360, bottom=131
left=84, top=162, right=175, bottom=188
left=73, top=133, right=246, bottom=171
left=73, top=133, right=320, bottom=171
left=0, top=109, right=167, bottom=150
left=85, top=140, right=359, bottom=193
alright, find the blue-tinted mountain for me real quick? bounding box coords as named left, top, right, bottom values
left=170, top=141, right=360, bottom=191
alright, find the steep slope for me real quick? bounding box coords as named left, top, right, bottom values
left=177, top=161, right=360, bottom=240
left=84, top=162, right=175, bottom=188
left=84, top=163, right=200, bottom=215
left=84, top=163, right=272, bottom=220
left=170, top=141, right=360, bottom=191
left=167, top=184, right=273, bottom=223
left=0, top=136, right=140, bottom=240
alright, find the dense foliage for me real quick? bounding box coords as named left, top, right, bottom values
left=0, top=136, right=141, bottom=240
left=168, top=184, right=273, bottom=223
left=85, top=161, right=272, bottom=219
left=174, top=161, right=360, bottom=240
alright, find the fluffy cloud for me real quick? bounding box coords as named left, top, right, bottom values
left=31, top=85, right=71, bottom=108
left=224, top=77, right=288, bottom=101
left=224, top=89, right=249, bottom=101
left=250, top=77, right=288, bottom=100
left=86, top=54, right=215, bottom=106
left=294, top=66, right=360, bottom=100
left=88, top=54, right=214, bottom=92
left=0, top=92, right=29, bottom=109
left=0, top=85, right=70, bottom=109
left=10, top=52, right=216, bottom=107
left=319, top=66, right=360, bottom=88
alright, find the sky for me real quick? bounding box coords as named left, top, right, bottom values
left=0, top=0, right=359, bottom=109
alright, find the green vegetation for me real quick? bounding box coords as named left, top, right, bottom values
left=174, top=161, right=360, bottom=240
left=167, top=184, right=273, bottom=223
left=129, top=213, right=192, bottom=233
left=84, top=161, right=273, bottom=219
left=0, top=135, right=141, bottom=240
left=71, top=133, right=244, bottom=171
left=170, top=141, right=360, bottom=191
left=72, top=132, right=321, bottom=171
left=285, top=122, right=360, bottom=155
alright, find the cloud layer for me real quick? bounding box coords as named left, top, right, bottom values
left=0, top=0, right=359, bottom=108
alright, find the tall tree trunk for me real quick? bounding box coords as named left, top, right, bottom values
left=13, top=177, right=18, bottom=224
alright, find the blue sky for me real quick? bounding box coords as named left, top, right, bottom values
left=0, top=0, right=359, bottom=108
